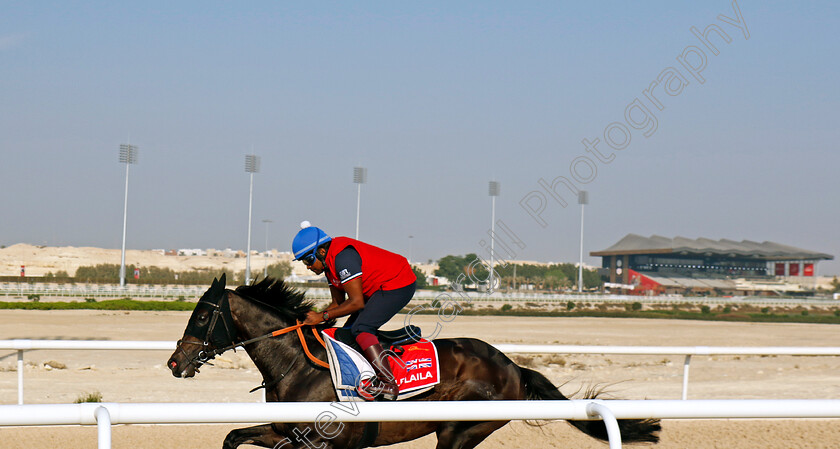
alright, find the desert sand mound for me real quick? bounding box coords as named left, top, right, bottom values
left=0, top=243, right=301, bottom=278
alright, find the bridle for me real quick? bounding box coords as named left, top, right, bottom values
left=177, top=290, right=329, bottom=373
left=174, top=290, right=238, bottom=370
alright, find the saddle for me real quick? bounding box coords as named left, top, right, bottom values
left=321, top=326, right=439, bottom=402
left=331, top=325, right=422, bottom=352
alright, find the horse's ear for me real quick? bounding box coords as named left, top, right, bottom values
left=211, top=277, right=219, bottom=289
left=219, top=273, right=226, bottom=289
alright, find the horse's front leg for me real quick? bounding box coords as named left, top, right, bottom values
left=223, top=424, right=290, bottom=449
left=223, top=422, right=352, bottom=449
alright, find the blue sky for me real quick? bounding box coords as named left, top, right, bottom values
left=2, top=1, right=839, bottom=275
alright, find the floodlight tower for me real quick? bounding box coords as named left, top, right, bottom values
left=408, top=235, right=414, bottom=264
left=245, top=154, right=260, bottom=284
left=488, top=181, right=500, bottom=291
left=353, top=167, right=367, bottom=239
left=118, top=143, right=138, bottom=288
left=262, top=219, right=273, bottom=278
left=578, top=190, right=589, bottom=293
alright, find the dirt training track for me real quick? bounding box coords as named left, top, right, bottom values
left=1, top=311, right=839, bottom=448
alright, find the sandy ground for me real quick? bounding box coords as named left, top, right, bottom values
left=1, top=311, right=839, bottom=448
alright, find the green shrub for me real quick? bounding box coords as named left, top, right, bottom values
left=631, top=302, right=642, bottom=311
left=701, top=305, right=711, bottom=314
left=265, top=261, right=293, bottom=281
left=84, top=297, right=96, bottom=303
left=723, top=306, right=732, bottom=314
left=74, top=391, right=103, bottom=403
left=27, top=294, right=40, bottom=302
left=761, top=307, right=770, bottom=314
left=501, top=304, right=513, bottom=312
left=566, top=301, right=575, bottom=311
left=73, top=263, right=239, bottom=285
left=411, top=266, right=428, bottom=289
left=801, top=310, right=809, bottom=316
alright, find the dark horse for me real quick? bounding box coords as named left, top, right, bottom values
left=168, top=275, right=660, bottom=449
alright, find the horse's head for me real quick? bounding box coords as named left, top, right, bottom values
left=167, top=274, right=238, bottom=378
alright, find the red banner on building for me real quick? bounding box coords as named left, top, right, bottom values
left=628, top=269, right=662, bottom=293
left=803, top=263, right=814, bottom=276
left=775, top=263, right=785, bottom=276
left=789, top=263, right=800, bottom=276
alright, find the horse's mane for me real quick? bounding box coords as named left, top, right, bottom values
left=234, top=277, right=315, bottom=321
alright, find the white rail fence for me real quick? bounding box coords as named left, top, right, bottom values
left=1, top=340, right=175, bottom=406
left=2, top=340, right=839, bottom=404
left=0, top=282, right=206, bottom=299
left=2, top=400, right=840, bottom=449
left=2, top=282, right=837, bottom=306
left=493, top=344, right=840, bottom=400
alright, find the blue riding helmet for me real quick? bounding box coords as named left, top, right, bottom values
left=292, top=224, right=332, bottom=262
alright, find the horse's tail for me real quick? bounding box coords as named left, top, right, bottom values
left=521, top=367, right=661, bottom=444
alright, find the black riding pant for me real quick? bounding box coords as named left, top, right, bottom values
left=344, top=282, right=416, bottom=337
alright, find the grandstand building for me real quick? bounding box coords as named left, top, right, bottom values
left=591, top=234, right=834, bottom=295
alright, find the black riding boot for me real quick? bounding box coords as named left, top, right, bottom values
left=361, top=343, right=400, bottom=401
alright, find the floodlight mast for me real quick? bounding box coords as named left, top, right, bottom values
left=578, top=190, right=589, bottom=293
left=262, top=219, right=273, bottom=278
left=489, top=181, right=500, bottom=292
left=118, top=144, right=138, bottom=288
left=353, top=167, right=367, bottom=240
left=245, top=155, right=260, bottom=284
left=408, top=235, right=414, bottom=264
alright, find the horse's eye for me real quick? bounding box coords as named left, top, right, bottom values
left=197, top=313, right=210, bottom=326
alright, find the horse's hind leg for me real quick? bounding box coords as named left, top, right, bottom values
left=223, top=424, right=290, bottom=449
left=435, top=421, right=509, bottom=449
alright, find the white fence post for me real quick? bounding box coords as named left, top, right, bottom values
left=17, top=350, right=24, bottom=405
left=95, top=406, right=112, bottom=449
left=586, top=402, right=622, bottom=449
left=682, top=355, right=691, bottom=400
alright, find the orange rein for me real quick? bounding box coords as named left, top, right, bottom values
left=270, top=321, right=330, bottom=368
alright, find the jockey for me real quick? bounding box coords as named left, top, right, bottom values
left=293, top=221, right=416, bottom=400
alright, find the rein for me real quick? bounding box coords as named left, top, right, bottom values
left=185, top=291, right=330, bottom=370
left=228, top=321, right=330, bottom=369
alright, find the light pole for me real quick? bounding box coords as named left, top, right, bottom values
left=578, top=190, right=589, bottom=293
left=408, top=235, right=414, bottom=264
left=353, top=167, right=367, bottom=239
left=262, top=219, right=273, bottom=279
left=488, top=181, right=500, bottom=291
left=118, top=143, right=138, bottom=288
left=245, top=154, right=260, bottom=284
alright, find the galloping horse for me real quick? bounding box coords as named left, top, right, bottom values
left=167, top=275, right=660, bottom=449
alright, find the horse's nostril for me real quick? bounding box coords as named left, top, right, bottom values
left=169, top=360, right=178, bottom=369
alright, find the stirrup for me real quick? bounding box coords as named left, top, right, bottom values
left=357, top=376, right=398, bottom=401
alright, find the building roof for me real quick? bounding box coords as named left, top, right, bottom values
left=591, top=234, right=833, bottom=261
